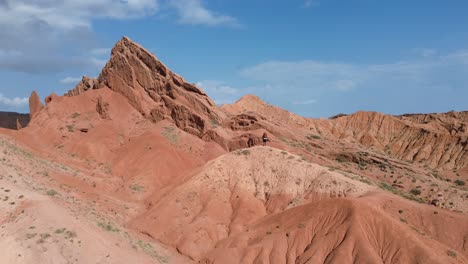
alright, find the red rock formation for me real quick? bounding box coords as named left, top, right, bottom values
left=29, top=91, right=44, bottom=119
left=328, top=111, right=468, bottom=170
left=45, top=93, right=59, bottom=105
left=64, top=37, right=226, bottom=139
left=96, top=95, right=110, bottom=120
left=97, top=36, right=225, bottom=137
left=16, top=118, right=22, bottom=130
left=65, top=76, right=99, bottom=97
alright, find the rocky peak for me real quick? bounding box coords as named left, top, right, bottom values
left=29, top=91, right=44, bottom=120
left=95, top=36, right=224, bottom=137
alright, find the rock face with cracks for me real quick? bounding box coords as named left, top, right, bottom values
left=65, top=37, right=226, bottom=140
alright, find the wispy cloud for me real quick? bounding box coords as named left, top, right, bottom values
left=0, top=0, right=238, bottom=74
left=169, top=0, right=238, bottom=27
left=292, top=99, right=317, bottom=105
left=239, top=49, right=468, bottom=115
left=196, top=80, right=239, bottom=105
left=60, top=77, right=82, bottom=84
left=241, top=50, right=468, bottom=93
left=416, top=48, right=437, bottom=58
left=0, top=93, right=28, bottom=107
left=0, top=0, right=160, bottom=31
left=91, top=48, right=111, bottom=56
left=303, top=0, right=319, bottom=8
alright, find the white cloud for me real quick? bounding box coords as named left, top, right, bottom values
left=91, top=48, right=111, bottom=56
left=196, top=80, right=239, bottom=105
left=0, top=0, right=159, bottom=31
left=197, top=80, right=238, bottom=94
left=241, top=60, right=362, bottom=92
left=241, top=49, right=468, bottom=92
left=303, top=0, right=319, bottom=8
left=417, top=48, right=437, bottom=58
left=332, top=79, right=356, bottom=91
left=240, top=49, right=468, bottom=112
left=292, top=99, right=317, bottom=105
left=0, top=93, right=28, bottom=107
left=90, top=57, right=108, bottom=68
left=0, top=0, right=159, bottom=73
left=60, top=77, right=82, bottom=84
left=169, top=0, right=238, bottom=27
left=0, top=0, right=239, bottom=74
left=442, top=50, right=468, bottom=64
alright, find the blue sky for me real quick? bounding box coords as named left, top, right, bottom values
left=0, top=0, right=467, bottom=117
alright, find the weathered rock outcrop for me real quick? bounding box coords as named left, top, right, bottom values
left=45, top=93, right=59, bottom=105
left=96, top=96, right=110, bottom=120
left=65, top=76, right=99, bottom=97
left=328, top=111, right=468, bottom=170
left=65, top=37, right=226, bottom=139
left=97, top=37, right=225, bottom=137
left=225, top=95, right=467, bottom=170
left=29, top=91, right=44, bottom=120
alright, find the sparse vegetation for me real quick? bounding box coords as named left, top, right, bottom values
left=234, top=149, right=251, bottom=156
left=357, top=161, right=367, bottom=170
left=241, top=150, right=250, bottom=156
left=454, top=179, right=465, bottom=186
left=99, top=163, right=113, bottom=174
left=71, top=112, right=81, bottom=118
left=359, top=178, right=372, bottom=185
left=306, top=134, right=321, bottom=140
left=130, top=184, right=144, bottom=192
left=98, top=221, right=120, bottom=232
left=26, top=233, right=37, bottom=239
left=447, top=250, right=457, bottom=258
left=36, top=233, right=51, bottom=244
left=55, top=228, right=66, bottom=234
left=379, top=183, right=396, bottom=192
left=400, top=218, right=408, bottom=224
left=410, top=189, right=421, bottom=196
left=46, top=189, right=58, bottom=196
left=379, top=183, right=425, bottom=203
left=209, top=119, right=219, bottom=128
left=378, top=163, right=387, bottom=171
left=64, top=230, right=77, bottom=239
left=161, top=127, right=178, bottom=145
left=137, top=240, right=168, bottom=262
left=66, top=124, right=75, bottom=132
left=336, top=156, right=347, bottom=163
left=398, top=210, right=403, bottom=214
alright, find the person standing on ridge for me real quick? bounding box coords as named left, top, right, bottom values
left=262, top=132, right=269, bottom=146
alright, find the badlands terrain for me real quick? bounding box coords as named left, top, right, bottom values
left=0, top=37, right=467, bottom=263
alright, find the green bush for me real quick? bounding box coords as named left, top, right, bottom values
left=410, top=189, right=421, bottom=196
left=46, top=189, right=58, bottom=196
left=306, top=134, right=321, bottom=140
left=454, top=179, right=465, bottom=186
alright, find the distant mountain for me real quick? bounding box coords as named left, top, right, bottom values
left=0, top=111, right=29, bottom=130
